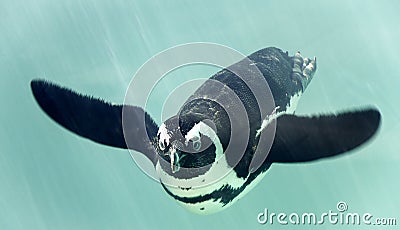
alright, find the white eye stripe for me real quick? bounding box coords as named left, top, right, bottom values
left=185, top=121, right=222, bottom=156
left=157, top=123, right=171, bottom=149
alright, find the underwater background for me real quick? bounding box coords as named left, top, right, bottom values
left=1, top=0, right=399, bottom=229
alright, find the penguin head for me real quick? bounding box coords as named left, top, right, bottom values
left=155, top=113, right=224, bottom=178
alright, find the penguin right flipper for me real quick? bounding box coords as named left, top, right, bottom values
left=30, top=79, right=159, bottom=164
left=267, top=108, right=381, bottom=163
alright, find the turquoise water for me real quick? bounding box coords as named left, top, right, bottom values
left=1, top=1, right=399, bottom=229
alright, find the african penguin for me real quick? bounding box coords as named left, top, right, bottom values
left=30, top=47, right=381, bottom=215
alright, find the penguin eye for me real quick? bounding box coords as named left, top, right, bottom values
left=192, top=140, right=201, bottom=152
left=188, top=135, right=202, bottom=152
left=159, top=140, right=166, bottom=151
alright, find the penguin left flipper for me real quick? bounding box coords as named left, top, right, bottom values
left=30, top=80, right=159, bottom=163
left=266, top=109, right=381, bottom=163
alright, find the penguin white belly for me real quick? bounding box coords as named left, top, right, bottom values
left=159, top=164, right=269, bottom=215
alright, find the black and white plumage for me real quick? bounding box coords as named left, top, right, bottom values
left=30, top=47, right=381, bottom=214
